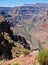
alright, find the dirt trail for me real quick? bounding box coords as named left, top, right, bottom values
left=1, top=51, right=38, bottom=65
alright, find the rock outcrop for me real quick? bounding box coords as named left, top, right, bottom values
left=0, top=15, right=30, bottom=60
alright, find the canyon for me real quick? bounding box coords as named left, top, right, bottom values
left=0, top=3, right=48, bottom=60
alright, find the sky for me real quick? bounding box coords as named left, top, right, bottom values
left=0, top=0, right=48, bottom=7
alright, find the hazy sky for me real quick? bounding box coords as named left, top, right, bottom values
left=0, top=0, right=48, bottom=7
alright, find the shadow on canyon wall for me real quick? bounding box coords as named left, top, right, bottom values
left=0, top=16, right=30, bottom=60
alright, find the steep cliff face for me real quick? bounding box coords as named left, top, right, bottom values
left=0, top=15, right=30, bottom=60
left=0, top=15, right=14, bottom=60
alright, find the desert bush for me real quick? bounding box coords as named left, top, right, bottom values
left=38, top=49, right=48, bottom=65
left=8, top=63, right=11, bottom=65
left=13, top=62, right=21, bottom=65
left=32, top=62, right=36, bottom=65
left=23, top=49, right=30, bottom=55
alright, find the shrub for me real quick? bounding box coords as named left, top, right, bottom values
left=38, top=49, right=48, bottom=65
left=32, top=61, right=36, bottom=65
left=13, top=62, right=21, bottom=65
left=8, top=63, right=11, bottom=65
left=23, top=49, right=30, bottom=55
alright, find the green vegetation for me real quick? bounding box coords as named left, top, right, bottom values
left=23, top=23, right=31, bottom=41
left=12, top=42, right=22, bottom=58
left=20, top=22, right=36, bottom=48
left=38, top=49, right=48, bottom=65
left=8, top=63, right=11, bottom=65
left=23, top=49, right=30, bottom=55
left=23, top=22, right=35, bottom=46
left=32, top=62, right=36, bottom=65
left=13, top=62, right=21, bottom=65
left=29, top=22, right=35, bottom=31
